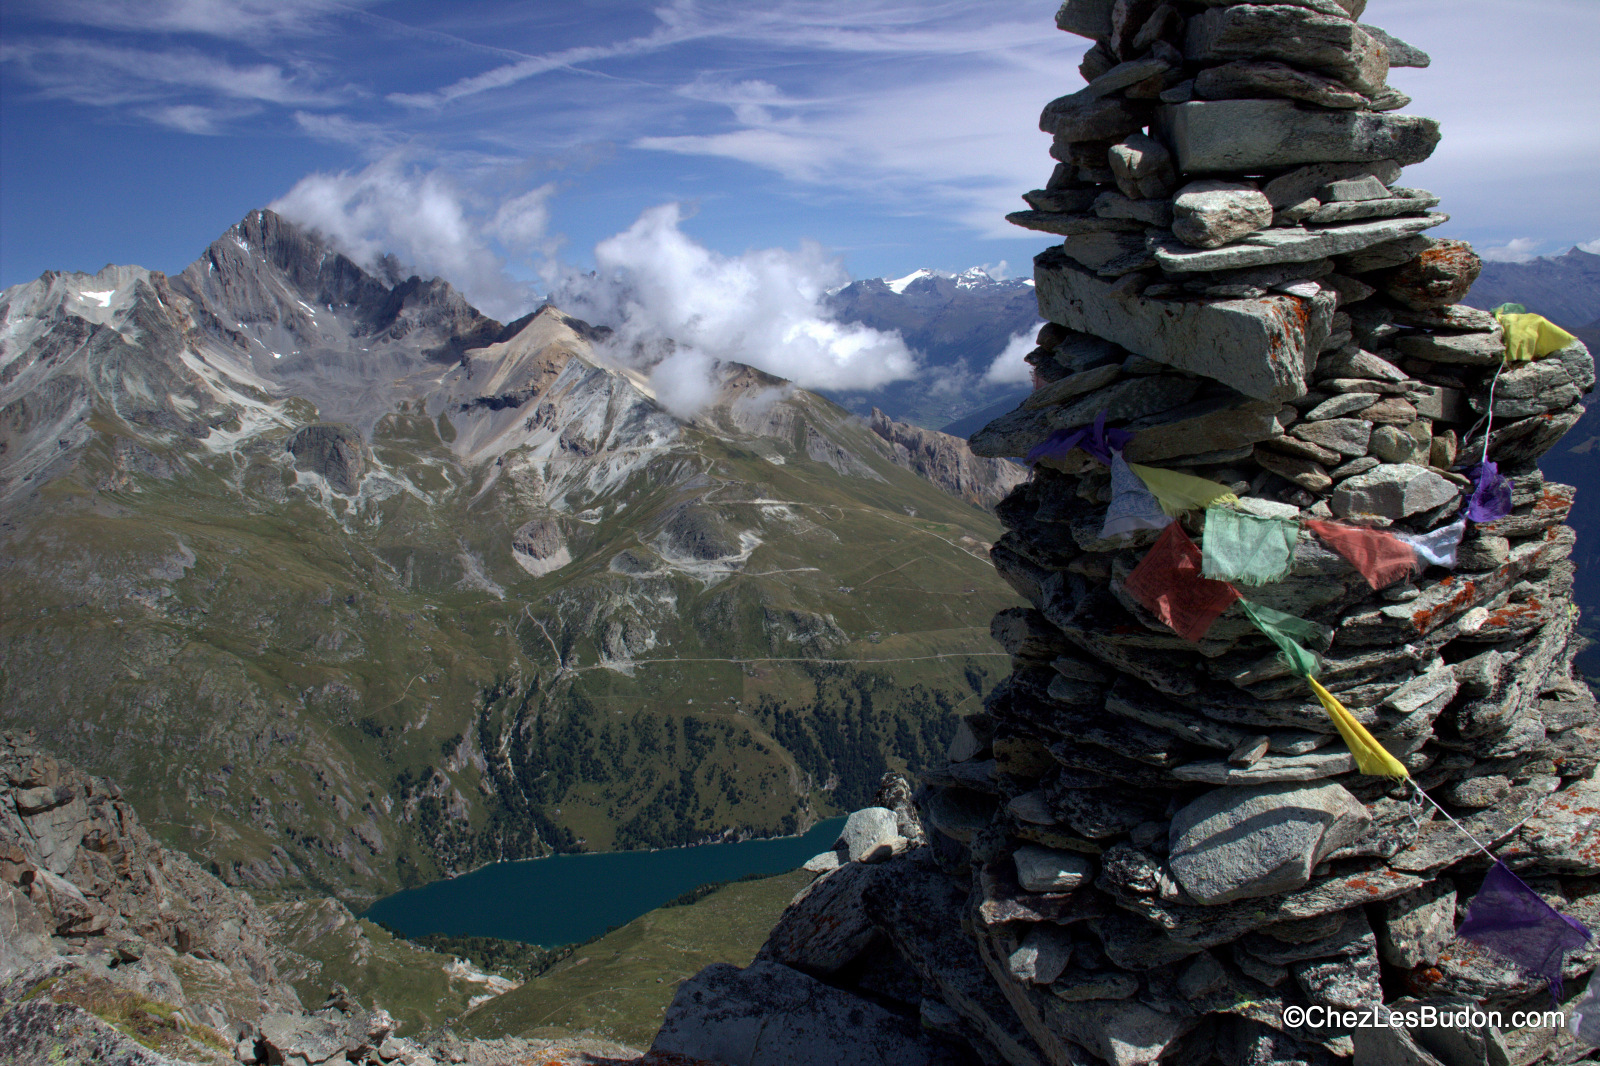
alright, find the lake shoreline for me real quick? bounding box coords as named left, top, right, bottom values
left=361, top=816, right=847, bottom=948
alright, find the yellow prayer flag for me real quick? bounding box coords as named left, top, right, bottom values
left=1127, top=463, right=1240, bottom=517
left=1307, top=676, right=1409, bottom=778
left=1495, top=312, right=1578, bottom=363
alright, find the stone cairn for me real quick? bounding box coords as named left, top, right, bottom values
left=651, top=3, right=1600, bottom=1066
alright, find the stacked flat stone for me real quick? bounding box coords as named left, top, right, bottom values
left=948, top=0, right=1600, bottom=1062
left=650, top=4, right=1600, bottom=1065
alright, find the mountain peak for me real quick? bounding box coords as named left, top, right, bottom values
left=884, top=268, right=935, bottom=294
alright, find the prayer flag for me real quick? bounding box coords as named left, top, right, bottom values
left=1101, top=453, right=1173, bottom=541
left=1305, top=519, right=1416, bottom=590
left=1464, top=461, right=1513, bottom=523
left=1239, top=600, right=1324, bottom=679
left=1493, top=308, right=1579, bottom=363
left=1307, top=676, right=1408, bottom=778
left=1127, top=463, right=1240, bottom=517
left=1570, top=976, right=1600, bottom=1046
left=1027, top=410, right=1133, bottom=465
left=1396, top=518, right=1466, bottom=570
left=1201, top=508, right=1298, bottom=587
left=1457, top=860, right=1591, bottom=1001
left=1123, top=523, right=1239, bottom=642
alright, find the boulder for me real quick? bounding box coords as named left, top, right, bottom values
left=1291, top=417, right=1372, bottom=457
left=1264, top=160, right=1402, bottom=208
left=1330, top=463, right=1458, bottom=519
left=1008, top=924, right=1074, bottom=985
left=1167, top=782, right=1371, bottom=904
left=761, top=862, right=882, bottom=976
left=1121, top=396, right=1286, bottom=463
left=1057, top=0, right=1116, bottom=41
left=1368, top=425, right=1428, bottom=464
left=1153, top=100, right=1440, bottom=174
left=801, top=850, right=843, bottom=874
left=1012, top=845, right=1094, bottom=892
left=1152, top=213, right=1447, bottom=273
left=1194, top=60, right=1370, bottom=110
left=1171, top=180, right=1273, bottom=249
left=1325, top=175, right=1390, bottom=201
left=1184, top=4, right=1390, bottom=95
left=1033, top=249, right=1334, bottom=403
left=259, top=1013, right=349, bottom=1066
left=1382, top=239, right=1482, bottom=310
left=1375, top=880, right=1457, bottom=969
left=837, top=807, right=905, bottom=863
left=1093, top=191, right=1173, bottom=227
left=0, top=883, right=52, bottom=980
left=1108, top=132, right=1179, bottom=200
left=1040, top=91, right=1154, bottom=142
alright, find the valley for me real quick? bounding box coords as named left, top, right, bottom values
left=0, top=209, right=1022, bottom=904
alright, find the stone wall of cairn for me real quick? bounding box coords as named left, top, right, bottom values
left=650, top=2, right=1600, bottom=1066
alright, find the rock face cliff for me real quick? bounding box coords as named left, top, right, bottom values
left=869, top=408, right=1030, bottom=508
left=650, top=3, right=1600, bottom=1065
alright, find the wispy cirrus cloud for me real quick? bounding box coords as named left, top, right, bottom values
left=0, top=37, right=348, bottom=108
left=4, top=0, right=1597, bottom=295
left=36, top=0, right=363, bottom=40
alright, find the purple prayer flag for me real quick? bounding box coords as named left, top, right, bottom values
left=1463, top=461, right=1513, bottom=523
left=1456, top=860, right=1591, bottom=1000
left=1026, top=410, right=1133, bottom=465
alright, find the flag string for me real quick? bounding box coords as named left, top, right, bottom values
left=1408, top=779, right=1501, bottom=863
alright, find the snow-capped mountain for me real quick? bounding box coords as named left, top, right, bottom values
left=823, top=266, right=1041, bottom=432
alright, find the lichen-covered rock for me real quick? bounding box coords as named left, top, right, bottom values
left=1171, top=180, right=1274, bottom=249
left=1168, top=783, right=1371, bottom=904
left=1382, top=238, right=1483, bottom=311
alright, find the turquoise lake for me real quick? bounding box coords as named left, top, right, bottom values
left=363, top=817, right=847, bottom=947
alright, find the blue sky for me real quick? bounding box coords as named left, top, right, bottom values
left=3, top=0, right=1598, bottom=321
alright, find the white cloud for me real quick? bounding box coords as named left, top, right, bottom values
left=551, top=203, right=918, bottom=416
left=982, top=330, right=1036, bottom=386
left=388, top=1, right=711, bottom=110
left=41, top=0, right=361, bottom=39
left=270, top=157, right=549, bottom=320
left=138, top=102, right=258, bottom=134
left=492, top=185, right=560, bottom=257
left=1579, top=239, right=1600, bottom=255
left=0, top=38, right=345, bottom=109
left=1380, top=0, right=1600, bottom=249
left=1478, top=238, right=1544, bottom=263
left=292, top=111, right=401, bottom=152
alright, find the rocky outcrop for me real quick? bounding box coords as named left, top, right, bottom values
left=510, top=516, right=571, bottom=578
left=0, top=733, right=643, bottom=1066
left=655, top=3, right=1600, bottom=1064
left=0, top=730, right=302, bottom=1061
left=287, top=423, right=366, bottom=495
left=869, top=409, right=1029, bottom=508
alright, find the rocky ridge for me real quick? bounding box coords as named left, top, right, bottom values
left=869, top=409, right=1030, bottom=508
left=647, top=2, right=1600, bottom=1065
left=0, top=730, right=669, bottom=1066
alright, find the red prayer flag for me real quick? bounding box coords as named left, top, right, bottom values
left=1305, top=519, right=1415, bottom=590
left=1123, top=523, right=1240, bottom=642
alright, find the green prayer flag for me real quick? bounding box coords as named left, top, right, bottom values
left=1201, top=508, right=1298, bottom=587
left=1240, top=600, right=1324, bottom=679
